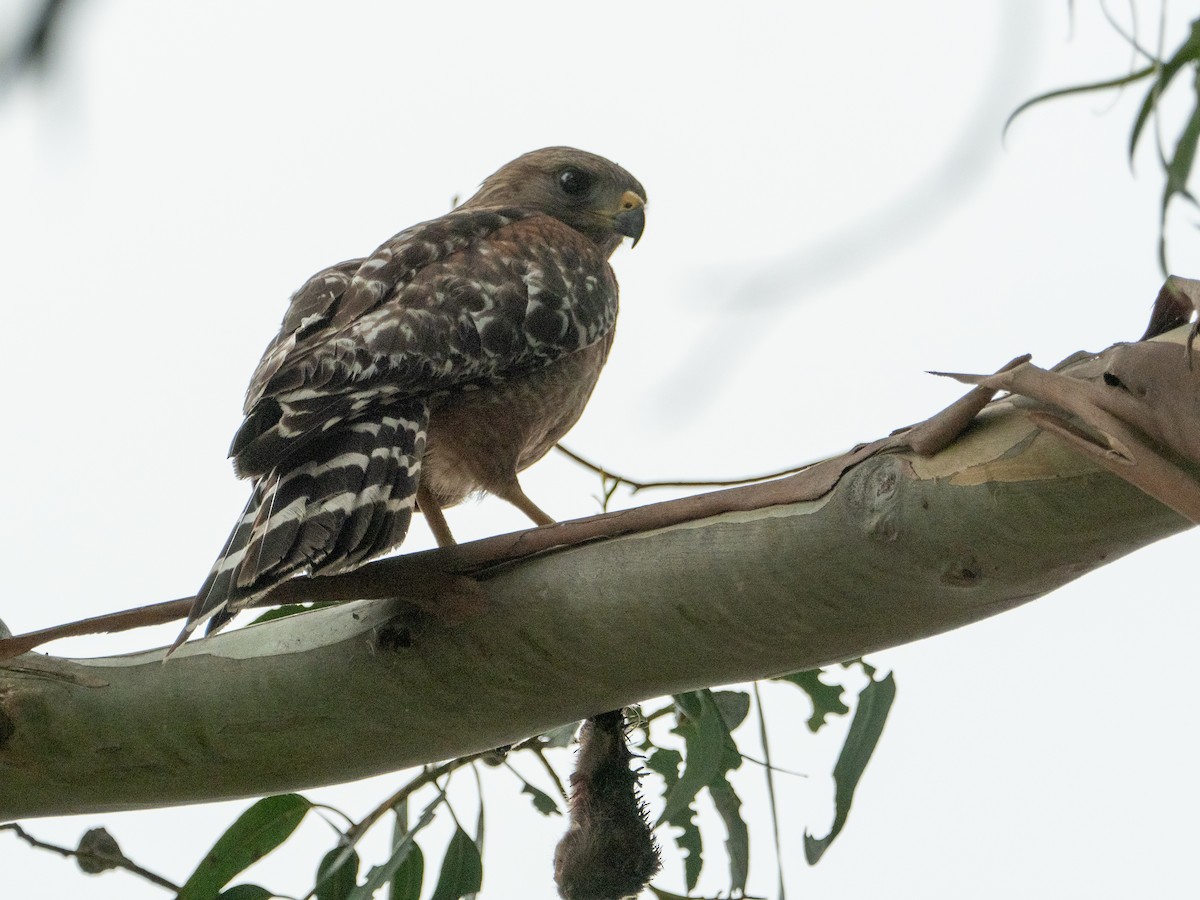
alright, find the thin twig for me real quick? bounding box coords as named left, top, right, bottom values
left=528, top=746, right=569, bottom=803
left=345, top=733, right=550, bottom=845
left=0, top=823, right=180, bottom=893
left=737, top=751, right=806, bottom=779
left=347, top=757, right=478, bottom=845
left=753, top=682, right=787, bottom=900
left=555, top=444, right=814, bottom=493
left=504, top=755, right=568, bottom=812
left=303, top=766, right=462, bottom=900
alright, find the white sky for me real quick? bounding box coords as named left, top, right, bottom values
left=2, top=1, right=1199, bottom=898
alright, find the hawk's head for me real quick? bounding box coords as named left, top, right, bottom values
left=464, top=147, right=647, bottom=257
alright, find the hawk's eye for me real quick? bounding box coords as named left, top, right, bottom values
left=558, top=168, right=592, bottom=197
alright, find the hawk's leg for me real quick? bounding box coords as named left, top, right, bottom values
left=417, top=476, right=554, bottom=549
left=416, top=483, right=458, bottom=548
left=492, top=476, right=555, bottom=527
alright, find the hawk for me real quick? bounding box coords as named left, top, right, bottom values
left=174, top=147, right=646, bottom=645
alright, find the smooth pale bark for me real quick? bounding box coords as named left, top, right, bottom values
left=0, top=343, right=1192, bottom=819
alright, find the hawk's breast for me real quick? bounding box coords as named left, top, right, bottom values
left=419, top=335, right=614, bottom=508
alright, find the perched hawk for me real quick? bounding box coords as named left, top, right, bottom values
left=175, top=147, right=646, bottom=645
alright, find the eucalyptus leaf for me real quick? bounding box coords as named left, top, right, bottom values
left=387, top=845, right=424, bottom=900
left=1003, top=64, right=1155, bottom=140
left=657, top=692, right=726, bottom=826
left=777, top=669, right=849, bottom=732
left=429, top=826, right=483, bottom=900
left=465, top=771, right=485, bottom=900
left=651, top=694, right=739, bottom=892
left=177, top=794, right=311, bottom=900
left=520, top=782, right=561, bottom=816
left=386, top=801, right=421, bottom=900
left=1158, top=68, right=1200, bottom=270
left=709, top=773, right=749, bottom=893
left=348, top=788, right=443, bottom=900
left=804, top=672, right=896, bottom=864
left=315, top=847, right=360, bottom=900
left=541, top=721, right=581, bottom=748
left=646, top=747, right=702, bottom=890
left=711, top=690, right=750, bottom=730
left=645, top=747, right=682, bottom=784
left=1130, top=18, right=1200, bottom=159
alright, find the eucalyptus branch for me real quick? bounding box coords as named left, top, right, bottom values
left=0, top=354, right=1025, bottom=664
left=4, top=316, right=1198, bottom=820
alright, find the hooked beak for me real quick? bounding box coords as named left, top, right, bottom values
left=612, top=190, right=646, bottom=247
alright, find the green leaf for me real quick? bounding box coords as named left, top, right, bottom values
left=1130, top=18, right=1200, bottom=160
left=353, top=840, right=419, bottom=900
left=387, top=845, right=424, bottom=900
left=316, top=847, right=360, bottom=900
left=466, top=769, right=485, bottom=900
left=653, top=691, right=741, bottom=891
left=711, top=690, right=751, bottom=730
left=646, top=747, right=702, bottom=890
left=349, top=789, right=443, bottom=900
left=777, top=669, right=849, bottom=732
left=218, top=887, right=274, bottom=900
left=805, top=671, right=897, bottom=864
left=1158, top=67, right=1200, bottom=271
left=657, top=692, right=726, bottom=826
left=501, top=756, right=562, bottom=816
left=429, top=826, right=483, bottom=900
left=645, top=747, right=682, bottom=786
left=178, top=794, right=311, bottom=900
left=680, top=690, right=749, bottom=892
left=386, top=801, right=419, bottom=900
left=520, top=782, right=561, bottom=816
left=1003, top=64, right=1155, bottom=140
left=709, top=773, right=749, bottom=894
left=540, top=721, right=580, bottom=748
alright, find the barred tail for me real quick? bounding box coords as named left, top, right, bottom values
left=171, top=400, right=429, bottom=649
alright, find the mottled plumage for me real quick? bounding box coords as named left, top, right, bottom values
left=174, top=148, right=646, bottom=645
